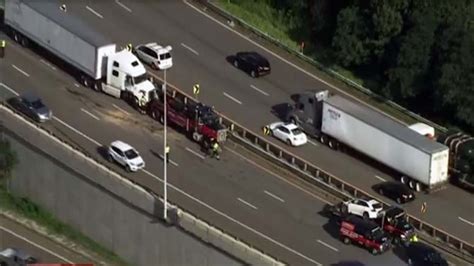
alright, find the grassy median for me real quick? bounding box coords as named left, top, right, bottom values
left=0, top=182, right=128, bottom=266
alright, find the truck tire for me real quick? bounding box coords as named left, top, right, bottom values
left=328, top=139, right=337, bottom=150
left=20, top=36, right=29, bottom=47
left=80, top=75, right=90, bottom=87
left=159, top=114, right=164, bottom=124
left=343, top=237, right=351, bottom=245
left=93, top=82, right=102, bottom=92
left=13, top=32, right=21, bottom=43
left=363, top=212, right=369, bottom=220
left=320, top=135, right=328, bottom=145
left=409, top=180, right=415, bottom=190
left=415, top=182, right=422, bottom=192
left=400, top=176, right=408, bottom=184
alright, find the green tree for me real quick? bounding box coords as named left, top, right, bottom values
left=434, top=19, right=474, bottom=127
left=332, top=6, right=370, bottom=67
left=0, top=140, right=18, bottom=179
left=385, top=8, right=438, bottom=99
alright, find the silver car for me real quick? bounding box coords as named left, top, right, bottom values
left=134, top=42, right=173, bottom=70
left=8, top=94, right=52, bottom=122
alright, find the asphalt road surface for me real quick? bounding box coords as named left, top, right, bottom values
left=43, top=0, right=474, bottom=245
left=0, top=216, right=92, bottom=264
left=0, top=33, right=469, bottom=266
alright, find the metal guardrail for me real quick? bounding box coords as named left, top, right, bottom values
left=196, top=0, right=448, bottom=133
left=152, top=78, right=474, bottom=263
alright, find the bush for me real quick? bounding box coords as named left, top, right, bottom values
left=0, top=140, right=18, bottom=179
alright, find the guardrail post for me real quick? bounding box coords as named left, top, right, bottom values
left=219, top=117, right=222, bottom=124
left=278, top=150, right=282, bottom=158
left=290, top=157, right=295, bottom=164
left=254, top=137, right=258, bottom=145
left=303, top=163, right=307, bottom=171
left=265, top=143, right=269, bottom=152
left=242, top=130, right=246, bottom=138
left=184, top=97, right=187, bottom=105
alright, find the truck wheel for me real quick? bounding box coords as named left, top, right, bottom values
left=396, top=197, right=402, bottom=204
left=20, top=36, right=29, bottom=47
left=93, top=82, right=102, bottom=92
left=409, top=180, right=415, bottom=190
left=343, top=237, right=351, bottom=245
left=415, top=182, right=422, bottom=192
left=80, top=75, right=90, bottom=87
left=159, top=114, right=164, bottom=124
left=400, top=176, right=408, bottom=184
left=320, top=135, right=328, bottom=145
left=13, top=32, right=20, bottom=43
left=328, top=139, right=337, bottom=150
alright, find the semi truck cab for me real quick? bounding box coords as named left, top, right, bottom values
left=102, top=50, right=156, bottom=102
left=286, top=90, right=329, bottom=138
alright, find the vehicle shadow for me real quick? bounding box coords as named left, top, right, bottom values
left=96, top=145, right=110, bottom=160
left=330, top=261, right=365, bottom=266
left=225, top=55, right=236, bottom=66
left=391, top=244, right=408, bottom=263
left=270, top=103, right=292, bottom=121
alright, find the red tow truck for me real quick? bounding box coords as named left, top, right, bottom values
left=147, top=90, right=227, bottom=145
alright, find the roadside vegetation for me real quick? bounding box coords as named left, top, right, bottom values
left=217, top=0, right=474, bottom=134
left=0, top=139, right=128, bottom=266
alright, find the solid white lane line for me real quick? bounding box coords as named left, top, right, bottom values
left=458, top=217, right=474, bottom=226
left=80, top=108, right=100, bottom=121
left=185, top=147, right=205, bottom=160
left=52, top=117, right=102, bottom=147
left=180, top=43, right=199, bottom=55
left=223, top=92, right=242, bottom=105
left=112, top=104, right=130, bottom=115
left=308, top=140, right=319, bottom=147
left=86, top=6, right=104, bottom=19
left=0, top=226, right=74, bottom=263
left=184, top=0, right=407, bottom=126
left=12, top=64, right=30, bottom=77
left=237, top=198, right=258, bottom=210
left=157, top=153, right=179, bottom=167
left=40, top=59, right=57, bottom=70
left=316, top=239, right=339, bottom=252
left=115, top=0, right=132, bottom=12
left=0, top=83, right=20, bottom=96
left=250, top=84, right=269, bottom=96
left=374, top=175, right=386, bottom=182
left=74, top=83, right=80, bottom=88
left=264, top=190, right=285, bottom=203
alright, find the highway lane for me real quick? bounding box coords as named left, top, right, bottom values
left=0, top=36, right=437, bottom=266
left=60, top=0, right=474, bottom=243
left=0, top=216, right=91, bottom=264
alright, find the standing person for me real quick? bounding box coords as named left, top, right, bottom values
left=0, top=40, right=5, bottom=58
left=211, top=139, right=220, bottom=160
left=165, top=145, right=170, bottom=163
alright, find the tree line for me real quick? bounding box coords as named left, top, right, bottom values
left=235, top=0, right=474, bottom=132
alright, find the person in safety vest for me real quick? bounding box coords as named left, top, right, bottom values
left=138, top=91, right=147, bottom=113
left=409, top=234, right=418, bottom=243
left=165, top=145, right=170, bottom=163
left=0, top=40, right=6, bottom=58
left=126, top=43, right=133, bottom=52
left=210, top=138, right=220, bottom=160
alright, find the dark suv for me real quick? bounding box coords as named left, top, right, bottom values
left=232, top=52, right=271, bottom=78
left=406, top=242, right=448, bottom=265
left=339, top=215, right=391, bottom=255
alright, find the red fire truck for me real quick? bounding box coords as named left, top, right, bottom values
left=147, top=91, right=227, bottom=145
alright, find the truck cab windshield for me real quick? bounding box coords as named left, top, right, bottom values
left=133, top=74, right=148, bottom=85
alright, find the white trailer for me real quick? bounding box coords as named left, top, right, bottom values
left=4, top=0, right=156, bottom=106
left=321, top=95, right=449, bottom=191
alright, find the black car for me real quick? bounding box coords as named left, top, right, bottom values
left=8, top=94, right=52, bottom=122
left=406, top=242, right=448, bottom=266
left=374, top=181, right=415, bottom=204
left=232, top=52, right=271, bottom=78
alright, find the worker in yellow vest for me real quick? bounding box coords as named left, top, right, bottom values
left=165, top=145, right=170, bottom=163
left=0, top=40, right=6, bottom=58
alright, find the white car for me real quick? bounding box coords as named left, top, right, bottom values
left=268, top=122, right=307, bottom=146
left=107, top=140, right=145, bottom=172
left=343, top=198, right=384, bottom=219
left=134, top=42, right=173, bottom=70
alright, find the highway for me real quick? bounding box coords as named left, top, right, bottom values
left=0, top=1, right=471, bottom=265
left=2, top=33, right=466, bottom=266
left=46, top=0, right=474, bottom=244
left=0, top=216, right=92, bottom=264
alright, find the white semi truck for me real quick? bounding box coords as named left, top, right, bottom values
left=287, top=90, right=450, bottom=192
left=4, top=0, right=157, bottom=108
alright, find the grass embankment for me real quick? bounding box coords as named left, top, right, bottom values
left=0, top=182, right=128, bottom=266
left=215, top=0, right=421, bottom=125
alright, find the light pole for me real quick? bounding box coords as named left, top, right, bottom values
left=163, top=68, right=168, bottom=221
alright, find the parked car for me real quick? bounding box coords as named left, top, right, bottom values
left=343, top=198, right=384, bottom=219
left=0, top=247, right=38, bottom=265
left=339, top=215, right=391, bottom=255
left=8, top=94, right=52, bottom=122
left=373, top=181, right=415, bottom=204
left=134, top=42, right=173, bottom=70
left=232, top=51, right=270, bottom=78
left=107, top=140, right=145, bottom=172
left=406, top=242, right=448, bottom=265
left=268, top=122, right=307, bottom=146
